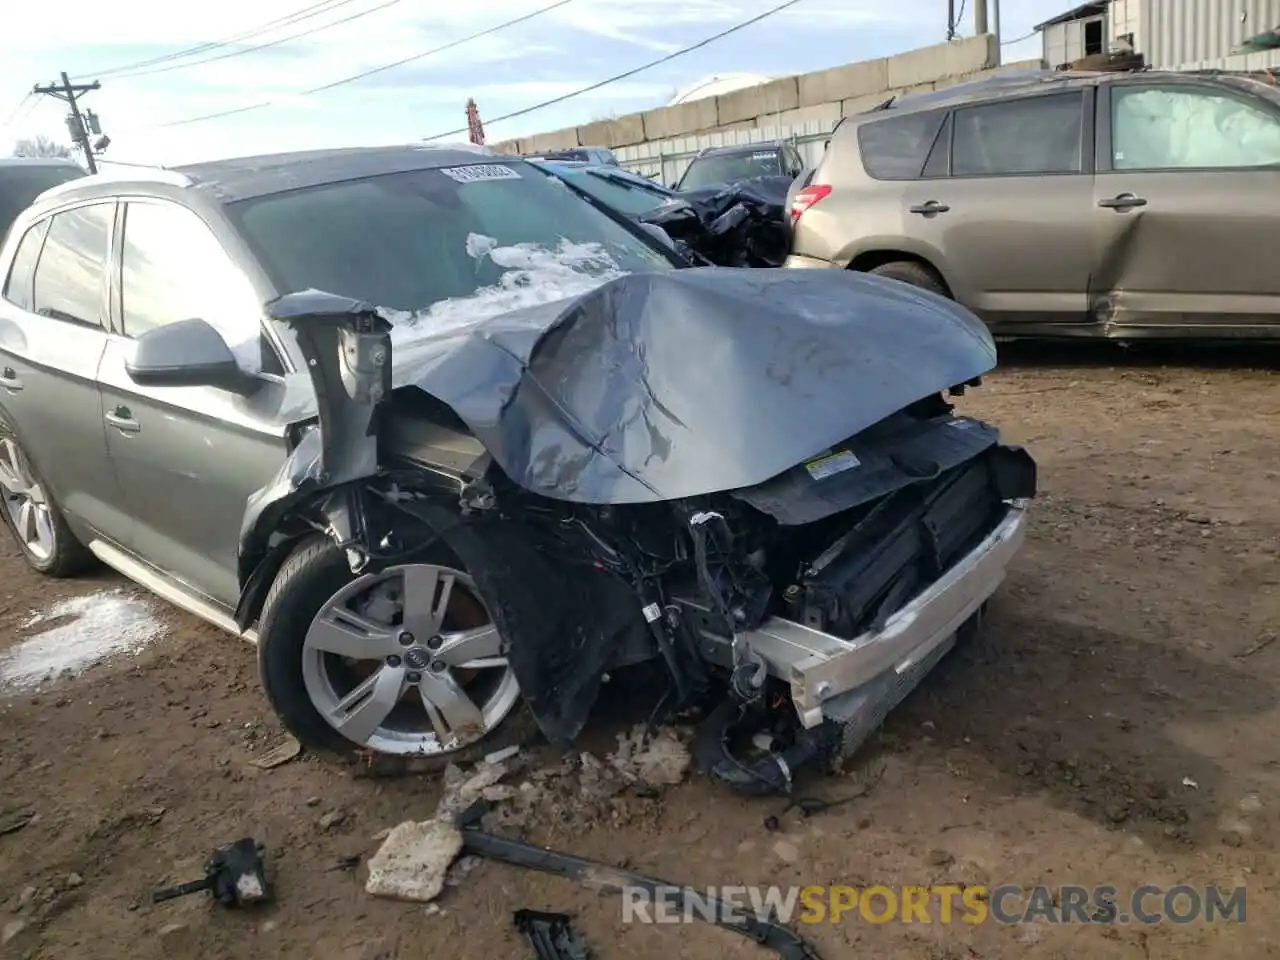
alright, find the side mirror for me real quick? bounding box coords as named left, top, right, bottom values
left=126, top=318, right=261, bottom=396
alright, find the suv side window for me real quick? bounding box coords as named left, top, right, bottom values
left=1111, top=84, right=1280, bottom=169
left=857, top=110, right=947, bottom=180
left=952, top=92, right=1084, bottom=176
left=120, top=201, right=273, bottom=368
left=32, top=202, right=114, bottom=327
left=2, top=220, right=49, bottom=312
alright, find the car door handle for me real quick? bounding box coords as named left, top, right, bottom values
left=0, top=367, right=22, bottom=392
left=909, top=200, right=950, bottom=215
left=1098, top=193, right=1147, bottom=210
left=105, top=407, right=141, bottom=434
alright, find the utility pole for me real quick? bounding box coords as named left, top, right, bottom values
left=32, top=72, right=101, bottom=173
left=975, top=0, right=989, bottom=37
left=947, top=0, right=956, bottom=39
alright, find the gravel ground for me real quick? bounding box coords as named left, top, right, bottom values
left=0, top=342, right=1277, bottom=960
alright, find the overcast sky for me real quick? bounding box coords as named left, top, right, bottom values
left=0, top=0, right=1070, bottom=166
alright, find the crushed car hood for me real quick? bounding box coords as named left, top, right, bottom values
left=382, top=267, right=996, bottom=504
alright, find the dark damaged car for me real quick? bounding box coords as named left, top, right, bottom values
left=0, top=147, right=1035, bottom=792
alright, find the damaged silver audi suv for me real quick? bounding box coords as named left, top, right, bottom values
left=0, top=146, right=1035, bottom=792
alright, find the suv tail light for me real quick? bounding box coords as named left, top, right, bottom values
left=790, top=184, right=831, bottom=225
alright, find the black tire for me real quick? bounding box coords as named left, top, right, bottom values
left=0, top=415, right=96, bottom=578
left=257, top=535, right=534, bottom=770
left=867, top=260, right=949, bottom=297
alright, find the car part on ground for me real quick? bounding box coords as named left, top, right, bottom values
left=786, top=68, right=1280, bottom=340
left=457, top=800, right=824, bottom=960
left=640, top=176, right=793, bottom=267
left=151, top=838, right=271, bottom=908
left=513, top=910, right=592, bottom=960
left=237, top=268, right=1034, bottom=789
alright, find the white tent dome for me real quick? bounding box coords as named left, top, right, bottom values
left=668, top=73, right=772, bottom=106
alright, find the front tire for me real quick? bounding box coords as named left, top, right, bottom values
left=0, top=420, right=96, bottom=578
left=257, top=535, right=530, bottom=768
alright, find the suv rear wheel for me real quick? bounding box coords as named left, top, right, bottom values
left=867, top=260, right=948, bottom=297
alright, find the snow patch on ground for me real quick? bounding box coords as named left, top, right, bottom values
left=0, top=590, right=168, bottom=692
left=380, top=234, right=628, bottom=379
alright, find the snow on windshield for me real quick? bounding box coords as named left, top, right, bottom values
left=379, top=232, right=629, bottom=380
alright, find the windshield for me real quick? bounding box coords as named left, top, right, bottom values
left=228, top=161, right=676, bottom=315
left=0, top=165, right=85, bottom=236
left=678, top=150, right=783, bottom=189
left=551, top=167, right=671, bottom=217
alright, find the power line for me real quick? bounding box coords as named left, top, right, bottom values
left=423, top=0, right=808, bottom=141
left=155, top=0, right=575, bottom=128
left=2, top=94, right=33, bottom=129
left=111, top=0, right=404, bottom=79
left=77, top=0, right=363, bottom=79
left=1001, top=29, right=1037, bottom=46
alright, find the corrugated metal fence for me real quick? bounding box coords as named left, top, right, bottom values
left=1143, top=0, right=1280, bottom=69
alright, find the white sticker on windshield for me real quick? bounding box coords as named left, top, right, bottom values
left=440, top=164, right=522, bottom=183
left=751, top=152, right=776, bottom=160
left=804, top=449, right=860, bottom=481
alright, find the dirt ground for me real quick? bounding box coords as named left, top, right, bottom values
left=1, top=342, right=1278, bottom=960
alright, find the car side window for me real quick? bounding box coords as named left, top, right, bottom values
left=1111, top=85, right=1280, bottom=170
left=120, top=201, right=273, bottom=366
left=2, top=220, right=49, bottom=312
left=857, top=110, right=947, bottom=180
left=32, top=202, right=114, bottom=327
left=952, top=92, right=1084, bottom=176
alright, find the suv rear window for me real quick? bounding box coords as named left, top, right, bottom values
left=857, top=111, right=947, bottom=180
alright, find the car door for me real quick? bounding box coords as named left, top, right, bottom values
left=96, top=198, right=296, bottom=609
left=900, top=89, right=1097, bottom=328
left=1092, top=79, right=1280, bottom=332
left=0, top=201, right=134, bottom=548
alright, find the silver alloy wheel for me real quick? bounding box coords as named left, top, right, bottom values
left=0, top=438, right=55, bottom=562
left=301, top=563, right=519, bottom=756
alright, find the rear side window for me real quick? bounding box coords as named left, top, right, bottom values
left=857, top=110, right=947, bottom=179
left=32, top=202, right=113, bottom=327
left=952, top=92, right=1084, bottom=176
left=2, top=220, right=48, bottom=312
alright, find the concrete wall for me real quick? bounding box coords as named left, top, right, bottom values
left=489, top=34, right=1001, bottom=156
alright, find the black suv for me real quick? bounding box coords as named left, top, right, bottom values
left=673, top=141, right=806, bottom=191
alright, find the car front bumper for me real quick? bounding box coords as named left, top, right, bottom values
left=740, top=501, right=1029, bottom=728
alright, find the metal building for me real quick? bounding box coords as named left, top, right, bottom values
left=1036, top=0, right=1280, bottom=70
left=1037, top=2, right=1111, bottom=70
